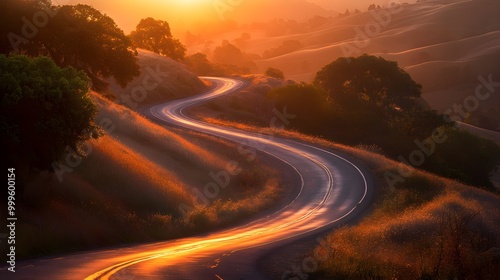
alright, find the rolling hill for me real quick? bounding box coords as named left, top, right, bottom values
left=11, top=51, right=282, bottom=259
left=107, top=49, right=207, bottom=105
left=200, top=0, right=499, bottom=130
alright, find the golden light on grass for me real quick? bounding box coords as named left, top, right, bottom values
left=91, top=92, right=228, bottom=171
left=198, top=112, right=500, bottom=279
left=92, top=135, right=191, bottom=201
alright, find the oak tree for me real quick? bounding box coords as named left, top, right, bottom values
left=130, top=17, right=186, bottom=61
left=0, top=55, right=101, bottom=172
left=0, top=1, right=140, bottom=92
left=314, top=54, right=422, bottom=114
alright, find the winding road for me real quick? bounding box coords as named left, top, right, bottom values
left=2, top=77, right=374, bottom=280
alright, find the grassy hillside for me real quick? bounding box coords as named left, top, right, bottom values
left=190, top=0, right=500, bottom=130
left=191, top=115, right=500, bottom=280
left=186, top=76, right=500, bottom=279
left=107, top=49, right=208, bottom=106
left=186, top=74, right=293, bottom=126
left=11, top=86, right=282, bottom=260
left=310, top=143, right=500, bottom=279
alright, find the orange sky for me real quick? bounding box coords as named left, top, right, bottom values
left=69, top=0, right=213, bottom=34
left=70, top=0, right=397, bottom=36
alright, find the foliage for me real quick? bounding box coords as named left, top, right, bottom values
left=314, top=54, right=422, bottom=114
left=315, top=170, right=500, bottom=279
left=311, top=54, right=451, bottom=148
left=264, top=67, right=285, bottom=80
left=265, top=55, right=500, bottom=188
left=430, top=128, right=500, bottom=189
left=14, top=93, right=283, bottom=259
left=184, top=52, right=252, bottom=76
left=213, top=41, right=245, bottom=64
left=130, top=17, right=186, bottom=61
left=212, top=40, right=257, bottom=73
left=184, top=53, right=215, bottom=76
left=267, top=83, right=329, bottom=134
left=0, top=55, right=101, bottom=171
left=0, top=0, right=51, bottom=52
left=0, top=1, right=140, bottom=92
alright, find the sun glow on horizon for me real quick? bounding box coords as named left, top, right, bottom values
left=148, top=0, right=213, bottom=9
left=175, top=0, right=210, bottom=5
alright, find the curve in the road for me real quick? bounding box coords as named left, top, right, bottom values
left=0, top=77, right=374, bottom=280
left=83, top=77, right=373, bottom=280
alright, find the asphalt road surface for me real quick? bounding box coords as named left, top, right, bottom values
left=1, top=77, right=374, bottom=280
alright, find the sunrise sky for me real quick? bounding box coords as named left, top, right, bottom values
left=68, top=0, right=401, bottom=35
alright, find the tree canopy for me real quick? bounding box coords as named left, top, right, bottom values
left=266, top=54, right=500, bottom=189
left=265, top=67, right=285, bottom=80
left=0, top=55, right=101, bottom=172
left=267, top=83, right=328, bottom=134
left=213, top=41, right=245, bottom=65
left=130, top=17, right=186, bottom=61
left=314, top=54, right=422, bottom=114
left=185, top=53, right=218, bottom=76
left=212, top=40, right=257, bottom=73
left=0, top=0, right=140, bottom=92
left=312, top=54, right=431, bottom=142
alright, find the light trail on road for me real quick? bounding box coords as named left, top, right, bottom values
left=1, top=77, right=374, bottom=280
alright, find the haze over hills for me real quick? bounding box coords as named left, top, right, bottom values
left=66, top=0, right=500, bottom=128
left=107, top=49, right=207, bottom=104
left=237, top=0, right=500, bottom=129
left=73, top=0, right=336, bottom=35
left=10, top=50, right=282, bottom=258
left=2, top=1, right=500, bottom=278
left=219, top=0, right=334, bottom=22
left=73, top=0, right=405, bottom=35
left=307, top=0, right=415, bottom=11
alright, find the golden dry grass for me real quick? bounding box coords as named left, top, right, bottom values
left=196, top=115, right=500, bottom=280
left=316, top=177, right=500, bottom=279
left=16, top=92, right=284, bottom=259
left=92, top=92, right=228, bottom=172
left=107, top=49, right=207, bottom=104
left=184, top=177, right=281, bottom=228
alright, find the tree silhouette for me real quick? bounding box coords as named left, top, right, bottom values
left=213, top=41, right=245, bottom=65
left=265, top=67, right=285, bottom=80
left=212, top=40, right=257, bottom=73
left=0, top=55, right=101, bottom=172
left=314, top=55, right=500, bottom=188
left=267, top=83, right=328, bottom=133
left=185, top=53, right=218, bottom=76
left=314, top=54, right=422, bottom=115
left=265, top=54, right=499, bottom=189
left=0, top=1, right=140, bottom=92
left=130, top=17, right=186, bottom=61
left=0, top=0, right=52, bottom=53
